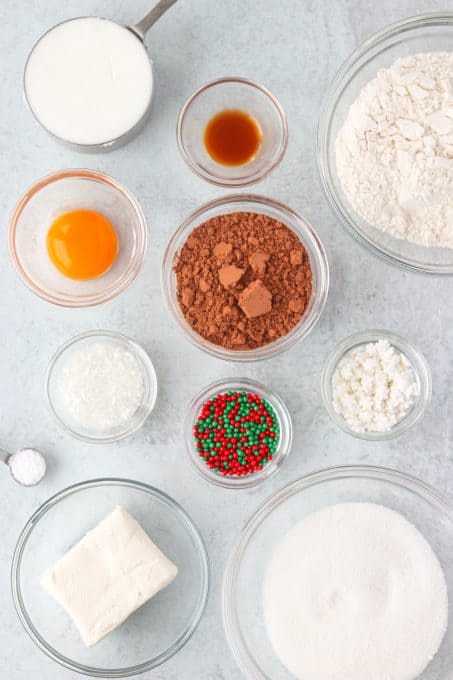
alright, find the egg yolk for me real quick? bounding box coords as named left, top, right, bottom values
left=47, top=210, right=118, bottom=280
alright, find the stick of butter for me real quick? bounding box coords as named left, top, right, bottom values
left=40, top=505, right=178, bottom=647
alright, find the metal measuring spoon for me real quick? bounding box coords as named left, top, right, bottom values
left=0, top=447, right=47, bottom=487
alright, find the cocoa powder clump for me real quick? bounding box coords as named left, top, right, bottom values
left=174, top=211, right=313, bottom=350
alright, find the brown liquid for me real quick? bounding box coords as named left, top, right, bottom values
left=204, top=109, right=262, bottom=166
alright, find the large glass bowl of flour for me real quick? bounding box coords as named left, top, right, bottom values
left=318, top=12, right=453, bottom=274
left=223, top=465, right=453, bottom=679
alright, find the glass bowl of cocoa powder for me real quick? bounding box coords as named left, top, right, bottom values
left=162, top=195, right=329, bottom=362
left=183, top=377, right=293, bottom=489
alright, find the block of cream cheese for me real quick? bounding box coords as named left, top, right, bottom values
left=40, top=505, right=178, bottom=647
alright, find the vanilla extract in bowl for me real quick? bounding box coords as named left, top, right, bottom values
left=204, top=109, right=262, bottom=166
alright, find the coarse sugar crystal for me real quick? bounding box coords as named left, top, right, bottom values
left=58, top=341, right=144, bottom=432
left=332, top=338, right=417, bottom=432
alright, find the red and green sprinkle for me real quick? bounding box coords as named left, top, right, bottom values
left=193, top=390, right=280, bottom=477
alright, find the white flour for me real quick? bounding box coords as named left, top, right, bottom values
left=336, top=52, right=453, bottom=247
left=263, top=503, right=448, bottom=680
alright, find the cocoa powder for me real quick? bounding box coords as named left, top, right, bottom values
left=174, top=211, right=313, bottom=350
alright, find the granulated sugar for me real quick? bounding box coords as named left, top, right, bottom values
left=263, top=502, right=448, bottom=680
left=336, top=52, right=453, bottom=247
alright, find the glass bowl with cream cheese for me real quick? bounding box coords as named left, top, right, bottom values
left=45, top=331, right=157, bottom=443
left=317, top=12, right=453, bottom=275
left=8, top=169, right=147, bottom=307
left=321, top=330, right=431, bottom=440
left=12, top=478, right=210, bottom=677
left=223, top=465, right=453, bottom=680
left=24, top=17, right=154, bottom=151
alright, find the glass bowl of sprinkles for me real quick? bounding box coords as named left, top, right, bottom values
left=162, top=194, right=329, bottom=362
left=183, top=378, right=293, bottom=489
left=321, top=330, right=432, bottom=441
left=45, top=330, right=158, bottom=443
left=177, top=77, right=288, bottom=187
left=8, top=168, right=147, bottom=307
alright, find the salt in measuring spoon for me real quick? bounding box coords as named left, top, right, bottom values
left=0, top=447, right=47, bottom=487
left=24, top=0, right=179, bottom=150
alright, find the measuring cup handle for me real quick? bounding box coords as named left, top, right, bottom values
left=131, top=0, right=179, bottom=41
left=0, top=449, right=11, bottom=465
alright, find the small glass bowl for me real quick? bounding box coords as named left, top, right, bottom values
left=177, top=77, right=288, bottom=187
left=8, top=169, right=147, bottom=307
left=12, top=478, right=210, bottom=677
left=183, top=378, right=293, bottom=490
left=321, top=330, right=432, bottom=440
left=161, top=194, right=329, bottom=362
left=223, top=465, right=453, bottom=679
left=24, top=17, right=154, bottom=152
left=45, top=331, right=157, bottom=443
left=317, top=12, right=453, bottom=275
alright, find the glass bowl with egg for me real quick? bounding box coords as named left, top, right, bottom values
left=183, top=377, right=293, bottom=489
left=223, top=465, right=453, bottom=679
left=161, top=194, right=329, bottom=362
left=317, top=12, right=453, bottom=274
left=11, top=478, right=210, bottom=677
left=177, top=77, right=288, bottom=187
left=45, top=330, right=157, bottom=443
left=320, top=329, right=432, bottom=440
left=8, top=169, right=147, bottom=307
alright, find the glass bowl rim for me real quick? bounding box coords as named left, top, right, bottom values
left=8, top=168, right=148, bottom=306
left=320, top=329, right=432, bottom=440
left=11, top=477, right=211, bottom=678
left=317, top=11, right=453, bottom=275
left=23, top=17, right=154, bottom=151
left=183, top=376, right=293, bottom=489
left=45, top=330, right=158, bottom=443
left=222, top=463, right=453, bottom=680
left=176, top=76, right=289, bottom=187
left=161, top=193, right=329, bottom=362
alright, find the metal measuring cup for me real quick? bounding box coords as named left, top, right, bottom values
left=23, top=0, right=178, bottom=151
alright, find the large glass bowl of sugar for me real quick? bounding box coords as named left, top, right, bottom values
left=318, top=12, right=453, bottom=275
left=11, top=479, right=210, bottom=677
left=223, top=465, right=453, bottom=679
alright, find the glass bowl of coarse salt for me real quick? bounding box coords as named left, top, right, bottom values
left=321, top=330, right=431, bottom=440
left=45, top=331, right=157, bottom=443
left=318, top=12, right=453, bottom=275
left=223, top=465, right=453, bottom=680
